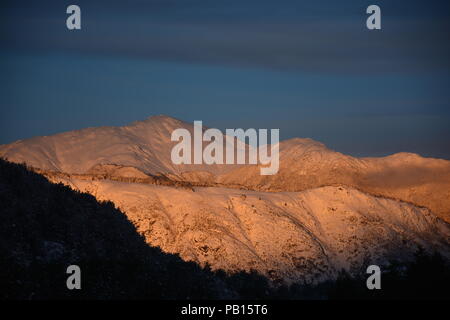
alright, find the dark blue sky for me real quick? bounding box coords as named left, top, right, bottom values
left=1, top=0, right=449, bottom=158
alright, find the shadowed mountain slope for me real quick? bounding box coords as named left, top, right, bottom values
left=0, top=159, right=273, bottom=299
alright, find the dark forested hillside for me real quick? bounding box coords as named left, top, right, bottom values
left=0, top=158, right=262, bottom=299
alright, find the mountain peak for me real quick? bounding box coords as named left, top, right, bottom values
left=145, top=114, right=179, bottom=121
left=127, top=114, right=189, bottom=129
left=279, top=137, right=328, bottom=151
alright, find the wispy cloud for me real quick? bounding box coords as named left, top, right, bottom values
left=2, top=0, right=449, bottom=74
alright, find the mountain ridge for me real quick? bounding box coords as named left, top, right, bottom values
left=1, top=115, right=449, bottom=283
left=1, top=114, right=449, bottom=223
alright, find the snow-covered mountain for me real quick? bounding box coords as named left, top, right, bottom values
left=1, top=115, right=449, bottom=283
left=1, top=115, right=449, bottom=221
left=217, top=138, right=450, bottom=222
left=43, top=174, right=450, bottom=284
left=0, top=115, right=238, bottom=176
